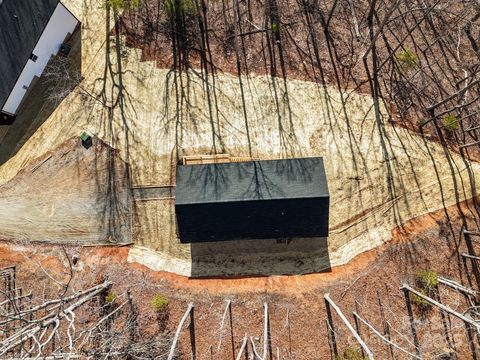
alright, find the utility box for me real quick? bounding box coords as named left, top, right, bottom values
left=80, top=131, right=92, bottom=148
left=175, top=157, right=329, bottom=243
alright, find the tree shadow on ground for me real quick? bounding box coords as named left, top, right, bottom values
left=0, top=27, right=82, bottom=165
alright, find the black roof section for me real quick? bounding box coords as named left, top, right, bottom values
left=0, top=0, right=59, bottom=109
left=176, top=157, right=329, bottom=205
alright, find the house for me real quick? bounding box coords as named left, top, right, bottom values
left=0, top=0, right=79, bottom=124
left=175, top=157, right=329, bottom=243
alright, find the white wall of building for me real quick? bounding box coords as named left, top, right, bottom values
left=2, top=3, right=78, bottom=115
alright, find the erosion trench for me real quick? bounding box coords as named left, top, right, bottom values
left=0, top=0, right=479, bottom=277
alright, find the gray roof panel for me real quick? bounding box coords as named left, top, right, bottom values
left=176, top=157, right=329, bottom=205
left=0, top=0, right=59, bottom=108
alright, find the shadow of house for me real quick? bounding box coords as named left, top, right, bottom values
left=189, top=236, right=330, bottom=277
left=175, top=157, right=331, bottom=277
left=0, top=0, right=81, bottom=163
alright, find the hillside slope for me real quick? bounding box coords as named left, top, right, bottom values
left=0, top=0, right=478, bottom=276
left=0, top=137, right=131, bottom=244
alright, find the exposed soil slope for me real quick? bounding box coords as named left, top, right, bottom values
left=0, top=137, right=131, bottom=244
left=1, top=0, right=479, bottom=277
left=1, top=197, right=479, bottom=359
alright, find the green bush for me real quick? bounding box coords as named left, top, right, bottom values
left=335, top=347, right=368, bottom=360
left=411, top=290, right=432, bottom=310
left=105, top=0, right=140, bottom=10
left=416, top=270, right=438, bottom=291
left=151, top=294, right=169, bottom=312
left=105, top=292, right=117, bottom=304
left=396, top=48, right=417, bottom=70
left=442, top=114, right=459, bottom=131
left=411, top=270, right=439, bottom=311
left=271, top=22, right=280, bottom=34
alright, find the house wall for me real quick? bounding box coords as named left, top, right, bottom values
left=1, top=3, right=78, bottom=115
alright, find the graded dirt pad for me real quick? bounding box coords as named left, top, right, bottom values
left=1, top=198, right=479, bottom=359
left=0, top=0, right=479, bottom=277
left=0, top=137, right=131, bottom=244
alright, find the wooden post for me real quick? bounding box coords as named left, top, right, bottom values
left=465, top=323, right=478, bottom=360
left=190, top=305, right=196, bottom=360
left=286, top=309, right=292, bottom=360
left=402, top=287, right=421, bottom=357
left=229, top=301, right=235, bottom=360
left=438, top=277, right=477, bottom=297
left=353, top=301, right=365, bottom=359
left=324, top=294, right=374, bottom=359
left=324, top=297, right=338, bottom=358
left=235, top=334, right=248, bottom=360
left=433, top=285, right=454, bottom=353
left=352, top=312, right=422, bottom=359
left=462, top=228, right=480, bottom=289
left=251, top=303, right=270, bottom=360
left=217, top=300, right=231, bottom=353
left=167, top=303, right=194, bottom=360
left=264, top=303, right=269, bottom=360
left=376, top=290, right=394, bottom=359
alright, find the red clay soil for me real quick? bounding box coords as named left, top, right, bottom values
left=2, top=196, right=480, bottom=358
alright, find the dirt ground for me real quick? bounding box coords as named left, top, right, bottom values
left=0, top=0, right=479, bottom=278
left=1, top=1, right=480, bottom=356
left=1, top=197, right=479, bottom=359
left=0, top=137, right=131, bottom=244
left=119, top=0, right=480, bottom=158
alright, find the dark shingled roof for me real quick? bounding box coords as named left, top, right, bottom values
left=0, top=0, right=59, bottom=109
left=176, top=157, right=329, bottom=205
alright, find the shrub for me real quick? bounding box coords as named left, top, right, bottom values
left=335, top=347, right=368, bottom=360
left=151, top=294, right=169, bottom=312
left=442, top=114, right=459, bottom=131
left=411, top=270, right=439, bottom=311
left=411, top=290, right=432, bottom=310
left=105, top=0, right=140, bottom=10
left=105, top=292, right=117, bottom=304
left=271, top=22, right=280, bottom=34
left=416, top=270, right=438, bottom=291
left=396, top=48, right=417, bottom=70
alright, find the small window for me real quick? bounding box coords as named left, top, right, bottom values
left=29, top=53, right=38, bottom=62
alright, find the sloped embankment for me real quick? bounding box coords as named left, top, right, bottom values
left=0, top=137, right=131, bottom=244
left=0, top=0, right=479, bottom=276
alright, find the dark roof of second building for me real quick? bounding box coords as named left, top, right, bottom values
left=176, top=157, right=329, bottom=205
left=0, top=0, right=59, bottom=109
